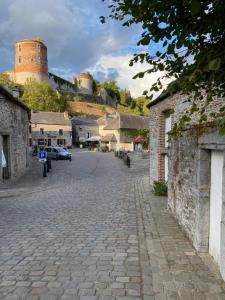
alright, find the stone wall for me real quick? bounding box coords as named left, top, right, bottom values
left=168, top=130, right=200, bottom=246
left=72, top=124, right=99, bottom=143
left=0, top=93, right=30, bottom=183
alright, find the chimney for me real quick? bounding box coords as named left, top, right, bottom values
left=64, top=111, right=69, bottom=119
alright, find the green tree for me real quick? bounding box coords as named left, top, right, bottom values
left=101, top=0, right=225, bottom=134
left=93, top=79, right=102, bottom=96
left=22, top=80, right=67, bottom=112
left=0, top=73, right=20, bottom=90
left=102, top=80, right=121, bottom=103
left=135, top=96, right=149, bottom=116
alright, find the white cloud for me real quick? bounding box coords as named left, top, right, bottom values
left=87, top=54, right=173, bottom=98
left=0, top=0, right=141, bottom=73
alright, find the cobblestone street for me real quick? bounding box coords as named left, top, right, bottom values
left=0, top=150, right=225, bottom=299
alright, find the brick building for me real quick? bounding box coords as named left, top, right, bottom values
left=148, top=92, right=181, bottom=184
left=7, top=39, right=49, bottom=85
left=0, top=85, right=30, bottom=183
left=148, top=90, right=225, bottom=281
left=31, top=111, right=72, bottom=148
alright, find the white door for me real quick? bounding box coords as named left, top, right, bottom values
left=165, top=115, right=172, bottom=148
left=165, top=154, right=168, bottom=181
left=209, top=150, right=224, bottom=265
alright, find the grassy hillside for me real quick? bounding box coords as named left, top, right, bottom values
left=68, top=101, right=116, bottom=118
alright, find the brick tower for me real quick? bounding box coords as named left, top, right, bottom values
left=13, top=38, right=48, bottom=84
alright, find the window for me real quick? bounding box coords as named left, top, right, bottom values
left=57, top=139, right=66, bottom=146
left=29, top=125, right=32, bottom=134
left=40, top=128, right=44, bottom=135
left=38, top=44, right=41, bottom=53
left=18, top=56, right=22, bottom=64
left=164, top=110, right=173, bottom=148
left=38, top=138, right=45, bottom=146
left=38, top=56, right=41, bottom=64
left=59, top=129, right=63, bottom=136
left=29, top=138, right=32, bottom=147
left=19, top=44, right=21, bottom=52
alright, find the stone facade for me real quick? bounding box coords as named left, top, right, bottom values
left=149, top=89, right=225, bottom=280
left=0, top=86, right=30, bottom=183
left=71, top=117, right=99, bottom=143
left=31, top=112, right=72, bottom=148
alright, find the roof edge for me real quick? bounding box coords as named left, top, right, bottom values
left=0, top=85, right=31, bottom=117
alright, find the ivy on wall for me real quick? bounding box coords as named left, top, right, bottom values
left=49, top=73, right=75, bottom=89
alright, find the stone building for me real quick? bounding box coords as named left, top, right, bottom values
left=71, top=117, right=99, bottom=143
left=148, top=90, right=225, bottom=280
left=99, top=112, right=149, bottom=151
left=31, top=111, right=72, bottom=148
left=0, top=85, right=30, bottom=183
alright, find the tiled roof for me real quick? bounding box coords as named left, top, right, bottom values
left=0, top=85, right=30, bottom=115
left=31, top=111, right=71, bottom=126
left=101, top=134, right=117, bottom=142
left=71, top=117, right=97, bottom=126
left=104, top=112, right=149, bottom=130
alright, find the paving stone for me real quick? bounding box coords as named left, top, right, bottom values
left=0, top=151, right=225, bottom=300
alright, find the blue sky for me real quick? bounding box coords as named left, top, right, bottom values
left=0, top=0, right=168, bottom=97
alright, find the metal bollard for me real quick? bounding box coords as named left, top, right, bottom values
left=127, top=156, right=131, bottom=168
left=47, top=159, right=51, bottom=172
left=43, top=162, right=47, bottom=177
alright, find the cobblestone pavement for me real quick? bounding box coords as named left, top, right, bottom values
left=0, top=150, right=225, bottom=299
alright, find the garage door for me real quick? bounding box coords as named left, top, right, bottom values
left=209, top=151, right=224, bottom=265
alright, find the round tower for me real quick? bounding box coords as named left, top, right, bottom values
left=79, top=72, right=93, bottom=95
left=14, top=38, right=48, bottom=84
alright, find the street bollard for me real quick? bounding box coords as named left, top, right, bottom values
left=43, top=162, right=47, bottom=177
left=47, top=159, right=50, bottom=172
left=127, top=155, right=131, bottom=168
left=48, top=158, right=52, bottom=170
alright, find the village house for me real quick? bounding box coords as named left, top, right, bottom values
left=148, top=90, right=225, bottom=280
left=0, top=85, right=30, bottom=183
left=99, top=112, right=149, bottom=151
left=31, top=111, right=72, bottom=148
left=71, top=117, right=99, bottom=143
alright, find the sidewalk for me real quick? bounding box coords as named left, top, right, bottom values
left=134, top=175, right=225, bottom=300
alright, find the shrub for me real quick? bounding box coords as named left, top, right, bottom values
left=153, top=180, right=168, bottom=196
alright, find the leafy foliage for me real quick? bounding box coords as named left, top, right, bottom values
left=93, top=79, right=102, bottom=96
left=101, top=80, right=121, bottom=102
left=101, top=0, right=225, bottom=134
left=22, top=80, right=68, bottom=112
left=0, top=73, right=21, bottom=90
left=118, top=96, right=149, bottom=116
left=153, top=180, right=168, bottom=196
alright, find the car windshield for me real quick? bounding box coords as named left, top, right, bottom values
left=58, top=148, right=67, bottom=153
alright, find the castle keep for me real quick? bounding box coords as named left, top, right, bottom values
left=5, top=38, right=116, bottom=108
left=7, top=39, right=49, bottom=85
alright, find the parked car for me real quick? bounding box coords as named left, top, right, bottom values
left=44, top=147, right=72, bottom=161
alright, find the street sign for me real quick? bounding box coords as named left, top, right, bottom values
left=39, top=151, right=47, bottom=162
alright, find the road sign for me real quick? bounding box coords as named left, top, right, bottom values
left=39, top=151, right=47, bottom=162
